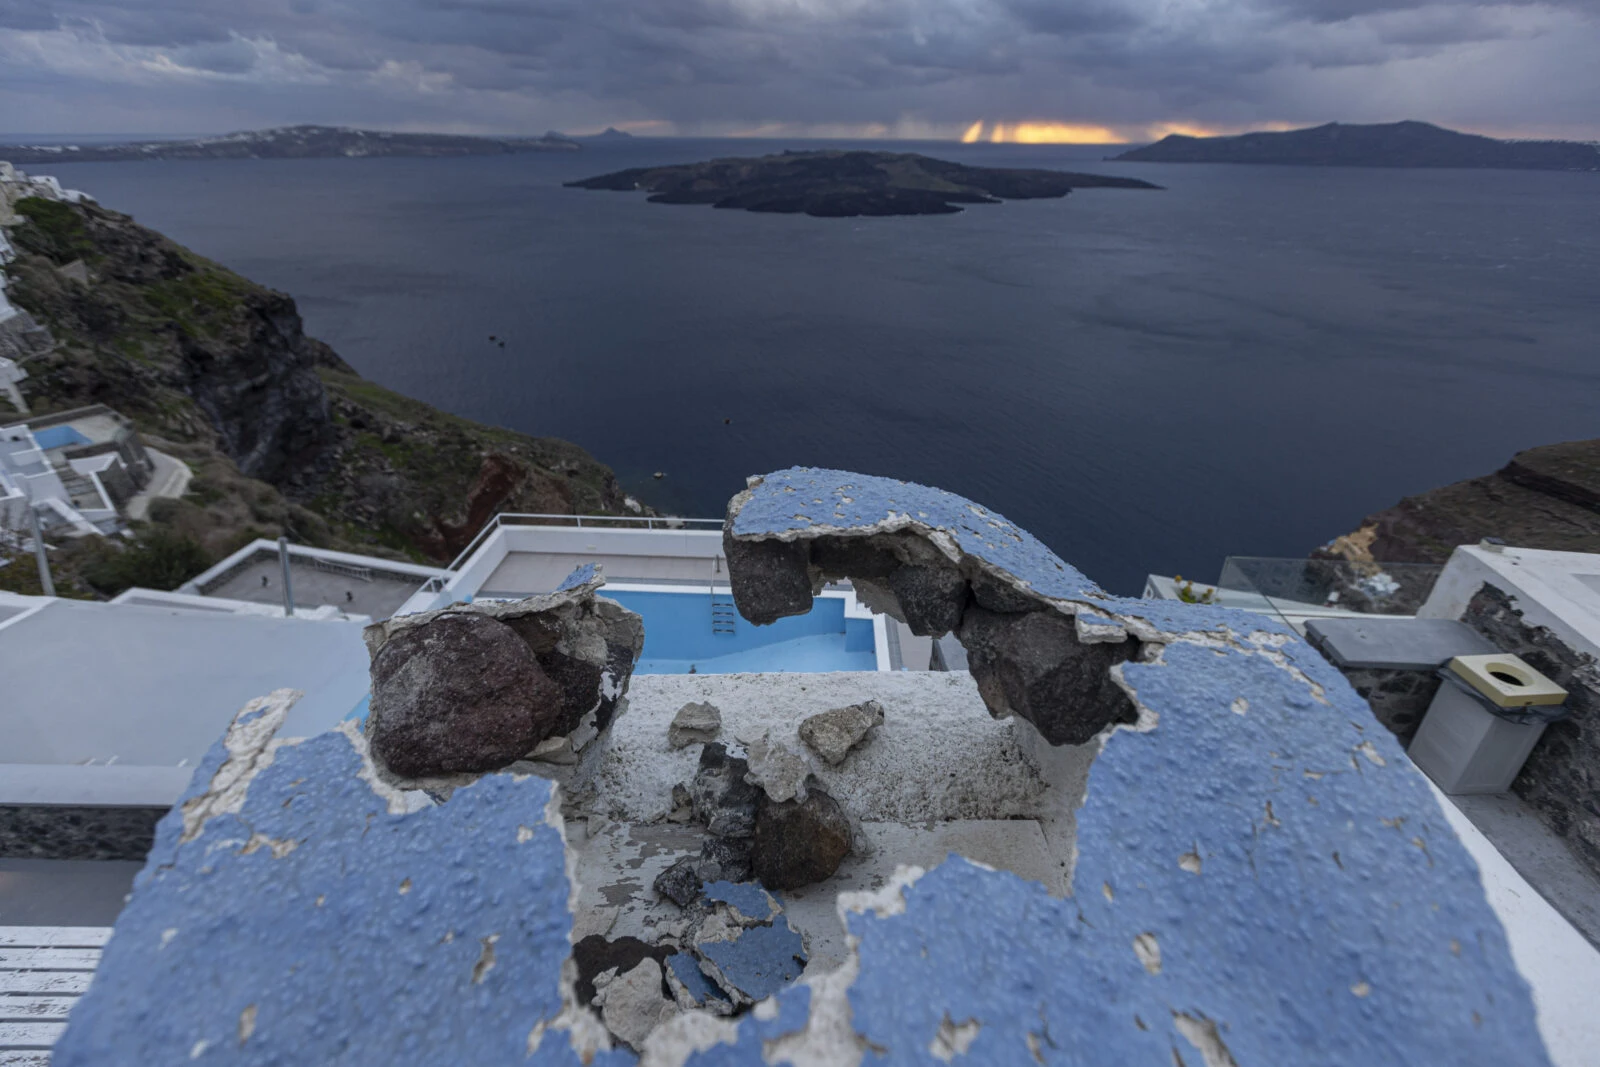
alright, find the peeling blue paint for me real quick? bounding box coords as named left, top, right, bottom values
left=556, top=562, right=600, bottom=592
left=61, top=471, right=1552, bottom=1065
left=697, top=922, right=808, bottom=1003
left=730, top=466, right=1277, bottom=636
left=53, top=725, right=630, bottom=1067
left=831, top=641, right=1548, bottom=1066
left=666, top=952, right=729, bottom=1006
left=704, top=880, right=781, bottom=924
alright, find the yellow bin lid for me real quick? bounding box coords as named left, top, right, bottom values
left=1446, top=654, right=1567, bottom=708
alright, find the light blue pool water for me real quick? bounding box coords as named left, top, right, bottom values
left=604, top=590, right=877, bottom=674
left=32, top=425, right=92, bottom=450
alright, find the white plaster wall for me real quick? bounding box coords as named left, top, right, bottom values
left=586, top=671, right=1095, bottom=831
left=1421, top=545, right=1600, bottom=659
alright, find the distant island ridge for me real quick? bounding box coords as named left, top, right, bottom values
left=0, top=125, right=580, bottom=164
left=567, top=150, right=1159, bottom=217
left=1114, top=120, right=1599, bottom=171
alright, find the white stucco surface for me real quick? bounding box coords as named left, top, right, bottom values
left=1430, top=781, right=1600, bottom=1067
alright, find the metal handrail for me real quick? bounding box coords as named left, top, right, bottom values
left=446, top=512, right=724, bottom=572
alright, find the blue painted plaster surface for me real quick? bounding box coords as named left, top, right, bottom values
left=666, top=952, right=729, bottom=1006
left=830, top=640, right=1550, bottom=1064
left=62, top=471, right=1551, bottom=1065
left=698, top=922, right=808, bottom=1003
left=730, top=467, right=1271, bottom=636
left=556, top=562, right=600, bottom=592
left=53, top=723, right=631, bottom=1067
left=704, top=880, right=781, bottom=923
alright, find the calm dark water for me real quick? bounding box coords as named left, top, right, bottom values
left=40, top=139, right=1600, bottom=593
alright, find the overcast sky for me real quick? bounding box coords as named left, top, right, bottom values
left=2, top=0, right=1597, bottom=141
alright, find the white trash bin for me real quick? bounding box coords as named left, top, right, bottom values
left=1408, top=654, right=1567, bottom=795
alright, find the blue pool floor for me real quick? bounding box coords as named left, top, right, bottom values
left=636, top=632, right=878, bottom=675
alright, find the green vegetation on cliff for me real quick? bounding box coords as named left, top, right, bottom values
left=1, top=196, right=632, bottom=597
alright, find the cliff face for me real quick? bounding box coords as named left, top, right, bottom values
left=4, top=196, right=629, bottom=568
left=1323, top=438, right=1600, bottom=563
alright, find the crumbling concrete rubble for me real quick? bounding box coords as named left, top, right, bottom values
left=798, top=700, right=884, bottom=765
left=724, top=471, right=1150, bottom=745
left=362, top=564, right=643, bottom=779
left=668, top=701, right=723, bottom=749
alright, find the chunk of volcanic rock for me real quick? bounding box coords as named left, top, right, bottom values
left=667, top=701, right=722, bottom=749
left=798, top=700, right=884, bottom=765
left=364, top=564, right=643, bottom=778
left=721, top=530, right=813, bottom=625
left=595, top=958, right=676, bottom=1052
left=653, top=858, right=705, bottom=909
left=751, top=786, right=852, bottom=890
left=366, top=612, right=563, bottom=778
left=690, top=743, right=761, bottom=838
left=653, top=838, right=755, bottom=908
left=743, top=731, right=811, bottom=803
left=959, top=606, right=1141, bottom=746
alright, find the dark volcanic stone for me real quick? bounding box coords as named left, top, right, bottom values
left=368, top=613, right=563, bottom=778
left=531, top=653, right=604, bottom=738
left=751, top=788, right=852, bottom=890
left=572, top=935, right=672, bottom=1008
left=652, top=836, right=753, bottom=908
left=970, top=571, right=1045, bottom=614
left=654, top=858, right=705, bottom=908
left=810, top=535, right=900, bottom=580
left=689, top=743, right=762, bottom=838
left=886, top=563, right=969, bottom=636
left=723, top=530, right=813, bottom=625
left=700, top=835, right=753, bottom=883
left=959, top=607, right=1141, bottom=746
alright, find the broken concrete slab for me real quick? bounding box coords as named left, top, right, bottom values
left=652, top=837, right=756, bottom=908
left=595, top=957, right=676, bottom=1051
left=667, top=701, right=722, bottom=749
left=704, top=881, right=781, bottom=925
left=695, top=918, right=808, bottom=1006
left=55, top=469, right=1559, bottom=1067
left=751, top=786, right=852, bottom=890
left=689, top=743, right=761, bottom=838
left=664, top=952, right=731, bottom=1014
left=48, top=696, right=609, bottom=1067
left=798, top=700, right=884, bottom=765
left=367, top=612, right=564, bottom=778
left=742, top=731, right=811, bottom=803
left=960, top=607, right=1142, bottom=745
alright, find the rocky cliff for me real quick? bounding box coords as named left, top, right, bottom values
left=3, top=196, right=630, bottom=588
left=1322, top=438, right=1600, bottom=563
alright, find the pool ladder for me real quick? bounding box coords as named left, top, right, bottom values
left=711, top=592, right=737, bottom=635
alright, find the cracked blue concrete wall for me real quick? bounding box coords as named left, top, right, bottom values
left=56, top=469, right=1550, bottom=1065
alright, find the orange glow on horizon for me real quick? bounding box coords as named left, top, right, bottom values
left=959, top=120, right=1127, bottom=144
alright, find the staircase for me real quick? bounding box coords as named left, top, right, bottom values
left=710, top=591, right=737, bottom=635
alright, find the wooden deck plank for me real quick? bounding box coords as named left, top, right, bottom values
left=0, top=951, right=100, bottom=972
left=0, top=930, right=110, bottom=950
left=0, top=1023, right=65, bottom=1050
left=0, top=976, right=89, bottom=996
left=0, top=999, right=75, bottom=1023
left=0, top=1050, right=52, bottom=1066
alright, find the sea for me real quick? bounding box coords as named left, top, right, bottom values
left=21, top=137, right=1600, bottom=594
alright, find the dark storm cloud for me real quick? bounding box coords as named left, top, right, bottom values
left=2, top=0, right=1597, bottom=138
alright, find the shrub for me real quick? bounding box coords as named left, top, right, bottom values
left=83, top=528, right=212, bottom=594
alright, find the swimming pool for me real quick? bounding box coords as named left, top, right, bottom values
left=603, top=588, right=881, bottom=674
left=31, top=425, right=92, bottom=450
